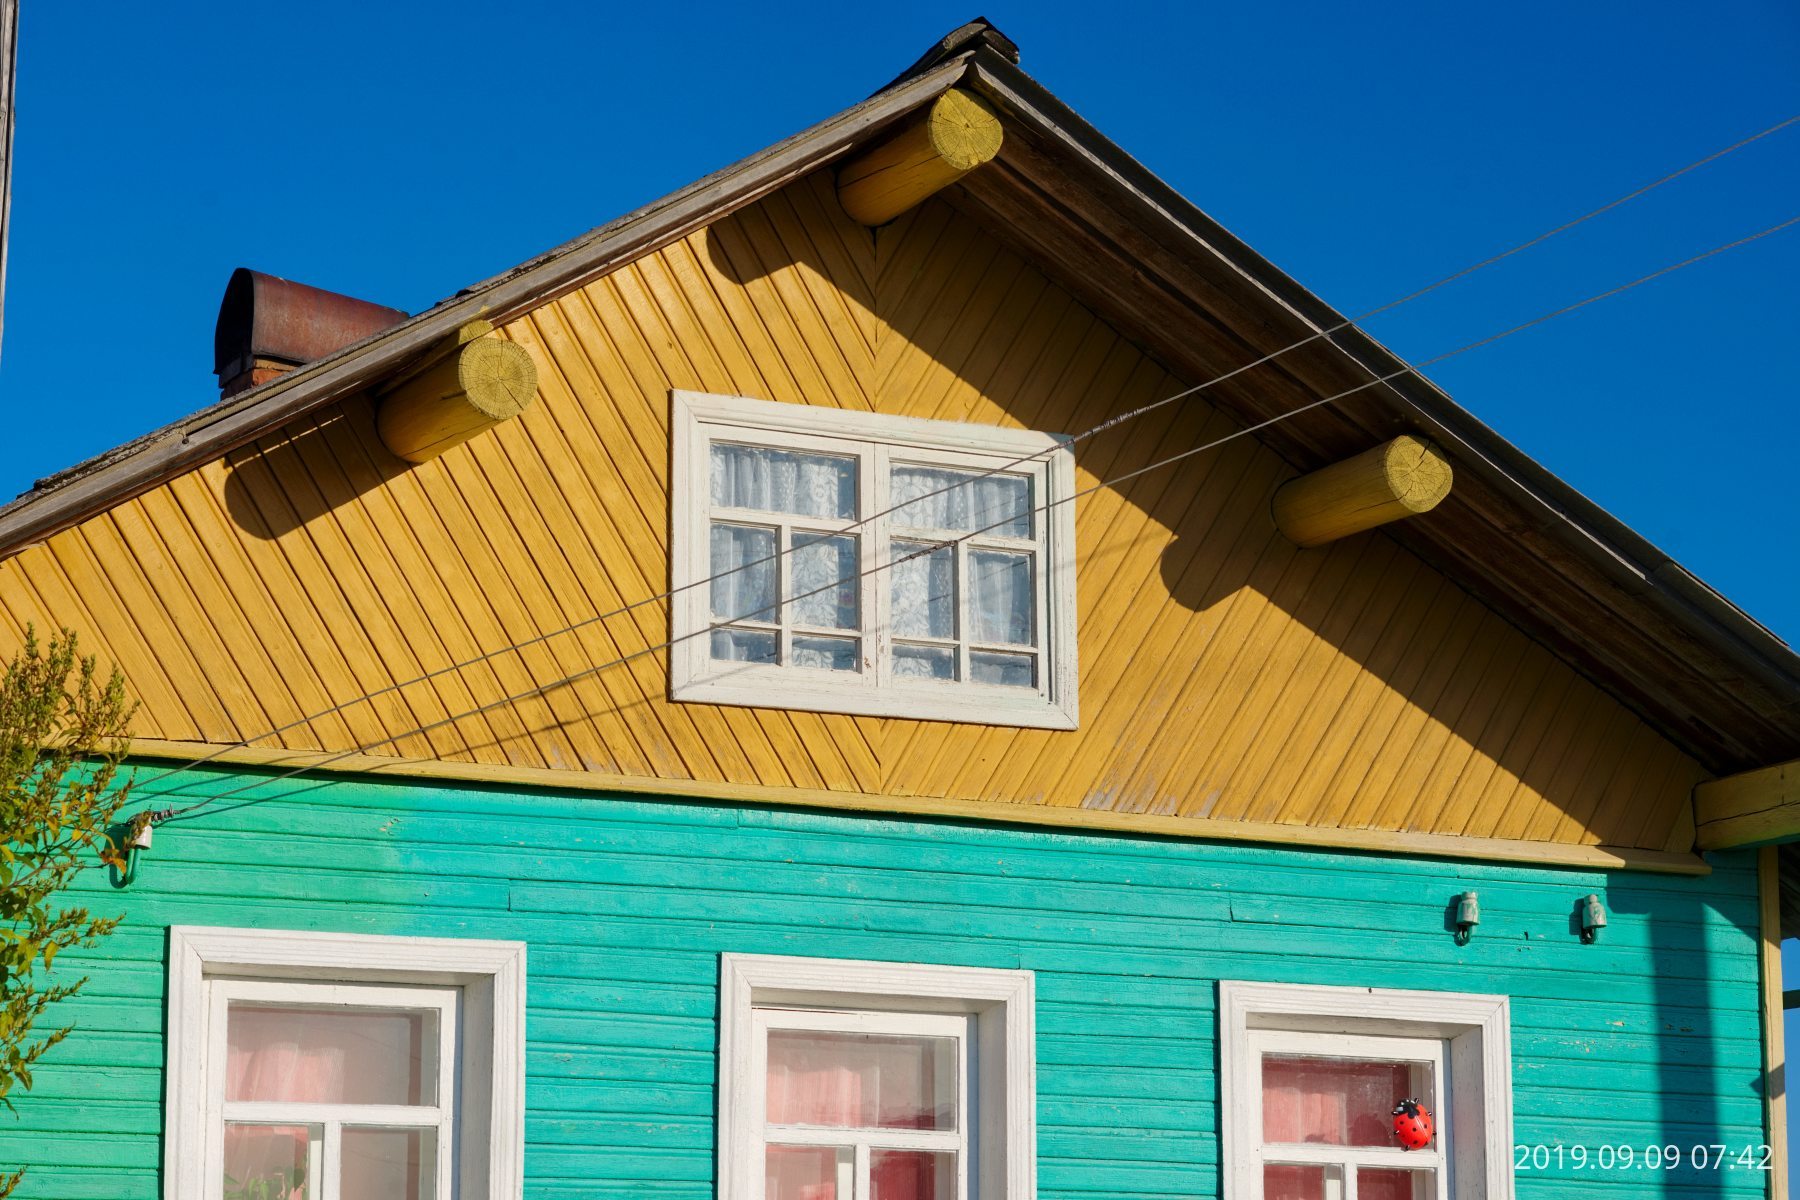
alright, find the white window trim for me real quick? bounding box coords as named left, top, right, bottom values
left=164, top=925, right=527, bottom=1200
left=670, top=390, right=1079, bottom=729
left=1219, top=980, right=1513, bottom=1200
left=718, top=953, right=1036, bottom=1200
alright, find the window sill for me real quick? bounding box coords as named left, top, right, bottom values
left=672, top=671, right=1079, bottom=729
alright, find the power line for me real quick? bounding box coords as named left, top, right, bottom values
left=127, top=110, right=1800, bottom=794
left=136, top=210, right=1800, bottom=825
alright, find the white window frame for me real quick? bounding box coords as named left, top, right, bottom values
left=208, top=978, right=460, bottom=1199
left=670, top=390, right=1079, bottom=729
left=718, top=953, right=1036, bottom=1200
left=1219, top=981, right=1513, bottom=1200
left=756, top=1007, right=973, bottom=1198
left=164, top=926, right=527, bottom=1200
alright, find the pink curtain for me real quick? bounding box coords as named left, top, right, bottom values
left=765, top=1146, right=838, bottom=1200
left=222, top=1125, right=309, bottom=1200
left=763, top=1031, right=955, bottom=1200
left=1262, top=1165, right=1420, bottom=1200
left=1356, top=1168, right=1422, bottom=1199
left=340, top=1127, right=427, bottom=1200
left=765, top=1031, right=949, bottom=1130
left=225, top=1005, right=426, bottom=1106
left=763, top=1148, right=947, bottom=1200
left=870, top=1149, right=949, bottom=1200
left=1261, top=1056, right=1410, bottom=1147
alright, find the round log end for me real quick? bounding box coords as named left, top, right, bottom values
left=1381, top=435, right=1454, bottom=513
left=456, top=337, right=538, bottom=421
left=925, top=88, right=1004, bottom=171
left=1272, top=434, right=1455, bottom=547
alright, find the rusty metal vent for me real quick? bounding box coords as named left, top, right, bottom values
left=213, top=267, right=408, bottom=390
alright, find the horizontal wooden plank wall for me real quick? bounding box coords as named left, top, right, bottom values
left=0, top=169, right=1706, bottom=851
left=5, top=769, right=1766, bottom=1198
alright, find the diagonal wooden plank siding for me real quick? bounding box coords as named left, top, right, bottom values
left=0, top=170, right=1706, bottom=850
left=3, top=771, right=1767, bottom=1198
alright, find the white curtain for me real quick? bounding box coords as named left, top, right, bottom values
left=710, top=524, right=778, bottom=623
left=890, top=541, right=955, bottom=641
left=713, top=444, right=856, bottom=519
left=790, top=534, right=857, bottom=629
left=891, top=466, right=1030, bottom=536
left=968, top=550, right=1033, bottom=646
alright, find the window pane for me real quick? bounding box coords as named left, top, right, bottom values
left=765, top=1145, right=845, bottom=1200
left=891, top=541, right=956, bottom=638
left=793, top=636, right=859, bottom=672
left=1261, top=1055, right=1416, bottom=1147
left=711, top=523, right=777, bottom=622
left=712, top=627, right=778, bottom=664
left=970, top=651, right=1035, bottom=688
left=871, top=1149, right=955, bottom=1200
left=766, top=1029, right=956, bottom=1130
left=1264, top=1164, right=1336, bottom=1200
left=223, top=1124, right=314, bottom=1200
left=968, top=550, right=1034, bottom=646
left=713, top=444, right=857, bottom=520
left=226, top=1005, right=435, bottom=1106
left=893, top=644, right=955, bottom=680
left=791, top=533, right=858, bottom=629
left=891, top=466, right=1031, bottom=537
left=1358, top=1167, right=1433, bottom=1200
left=340, top=1127, right=435, bottom=1200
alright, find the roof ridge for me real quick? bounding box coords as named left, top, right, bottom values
left=884, top=17, right=1019, bottom=90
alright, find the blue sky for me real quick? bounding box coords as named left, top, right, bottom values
left=4, top=1, right=1797, bottom=650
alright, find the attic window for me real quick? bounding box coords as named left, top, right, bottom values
left=669, top=391, right=1078, bottom=728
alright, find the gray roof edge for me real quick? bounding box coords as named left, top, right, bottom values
left=963, top=49, right=1800, bottom=701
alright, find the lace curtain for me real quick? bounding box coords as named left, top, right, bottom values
left=890, top=466, right=1029, bottom=537
left=712, top=444, right=855, bottom=520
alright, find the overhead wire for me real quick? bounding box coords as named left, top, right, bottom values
left=124, top=110, right=1800, bottom=795
left=135, top=210, right=1800, bottom=825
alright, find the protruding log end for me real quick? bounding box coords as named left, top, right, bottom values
left=1272, top=434, right=1453, bottom=547
left=837, top=88, right=1004, bottom=226
left=376, top=328, right=537, bottom=464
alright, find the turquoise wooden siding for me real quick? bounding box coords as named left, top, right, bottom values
left=0, top=764, right=1769, bottom=1198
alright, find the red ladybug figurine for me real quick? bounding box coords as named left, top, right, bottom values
left=1392, top=1098, right=1434, bottom=1150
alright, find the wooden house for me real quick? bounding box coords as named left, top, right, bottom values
left=1, top=19, right=1797, bottom=1200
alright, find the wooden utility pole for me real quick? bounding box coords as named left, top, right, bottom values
left=0, top=0, right=17, bottom=365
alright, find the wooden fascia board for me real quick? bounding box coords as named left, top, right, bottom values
left=123, top=738, right=1710, bottom=876
left=0, top=55, right=973, bottom=562
left=959, top=49, right=1800, bottom=770
left=1695, top=759, right=1800, bottom=850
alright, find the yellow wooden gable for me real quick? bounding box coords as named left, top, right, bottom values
left=0, top=168, right=1708, bottom=871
